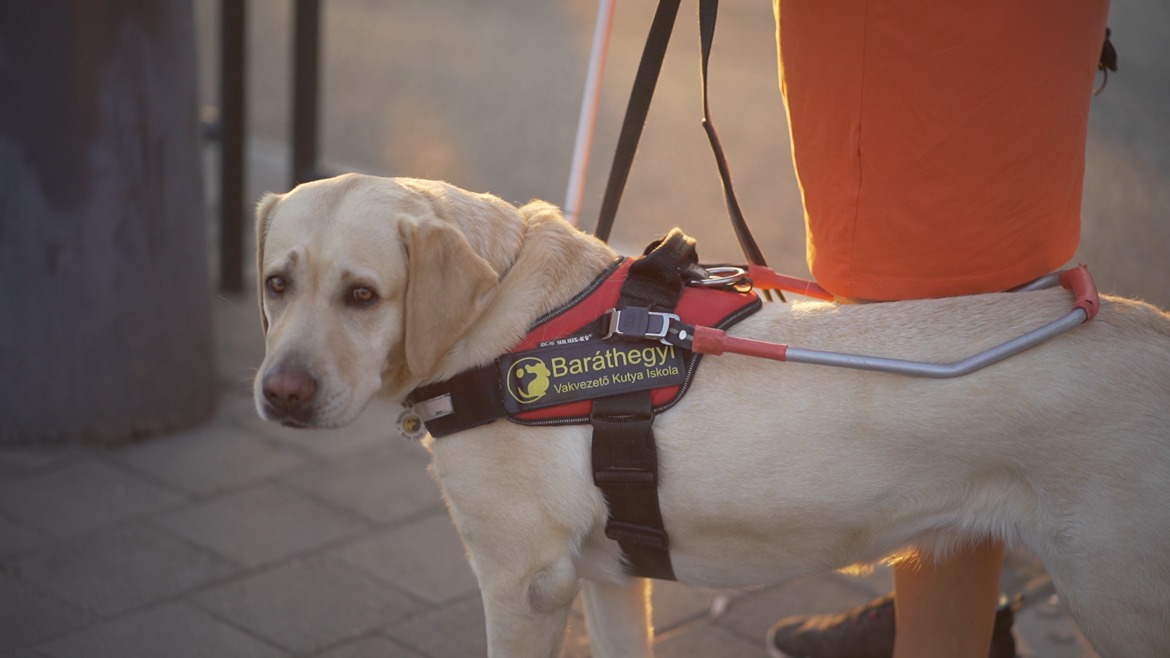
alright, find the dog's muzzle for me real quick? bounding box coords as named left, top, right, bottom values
left=261, top=363, right=318, bottom=426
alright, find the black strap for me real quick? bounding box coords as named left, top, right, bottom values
left=625, top=228, right=697, bottom=310
left=592, top=391, right=675, bottom=580
left=595, top=0, right=682, bottom=244
left=1094, top=27, right=1117, bottom=95
left=590, top=232, right=695, bottom=581
left=595, top=0, right=772, bottom=280
left=698, top=0, right=768, bottom=268
left=406, top=365, right=501, bottom=438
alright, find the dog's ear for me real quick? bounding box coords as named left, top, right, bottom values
left=401, top=219, right=499, bottom=379
left=255, top=193, right=281, bottom=333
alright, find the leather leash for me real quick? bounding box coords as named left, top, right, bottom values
left=594, top=0, right=779, bottom=302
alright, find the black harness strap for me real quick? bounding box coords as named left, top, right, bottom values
left=595, top=0, right=682, bottom=244
left=595, top=0, right=778, bottom=302
left=698, top=0, right=769, bottom=269
left=625, top=229, right=698, bottom=309
left=592, top=391, right=673, bottom=579
left=591, top=229, right=695, bottom=580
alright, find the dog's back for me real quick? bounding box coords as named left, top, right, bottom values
left=656, top=291, right=1170, bottom=655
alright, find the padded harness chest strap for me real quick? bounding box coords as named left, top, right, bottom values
left=591, top=229, right=697, bottom=581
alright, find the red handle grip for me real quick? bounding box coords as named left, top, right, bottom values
left=692, top=326, right=789, bottom=361
left=747, top=265, right=835, bottom=301
left=1059, top=265, right=1100, bottom=322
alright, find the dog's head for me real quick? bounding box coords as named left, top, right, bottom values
left=253, top=174, right=525, bottom=428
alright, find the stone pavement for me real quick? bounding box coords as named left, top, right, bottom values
left=5, top=0, right=1167, bottom=655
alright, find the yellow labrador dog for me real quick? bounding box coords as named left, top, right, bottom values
left=254, top=174, right=1170, bottom=657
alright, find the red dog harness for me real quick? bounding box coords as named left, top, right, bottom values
left=407, top=231, right=760, bottom=580
left=408, top=255, right=760, bottom=435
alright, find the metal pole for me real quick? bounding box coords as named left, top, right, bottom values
left=784, top=309, right=1089, bottom=378
left=292, top=0, right=321, bottom=187
left=565, top=0, right=616, bottom=227
left=219, top=0, right=246, bottom=293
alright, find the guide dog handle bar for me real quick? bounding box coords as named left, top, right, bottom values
left=691, top=265, right=1099, bottom=379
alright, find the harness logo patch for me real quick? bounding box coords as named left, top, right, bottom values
left=500, top=336, right=688, bottom=414
left=507, top=357, right=552, bottom=404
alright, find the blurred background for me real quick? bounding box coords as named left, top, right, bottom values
left=193, top=0, right=1169, bottom=307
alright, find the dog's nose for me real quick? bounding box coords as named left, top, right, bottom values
left=262, top=365, right=317, bottom=414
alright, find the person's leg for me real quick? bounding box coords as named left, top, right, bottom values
left=892, top=539, right=1005, bottom=658
left=767, top=536, right=1016, bottom=658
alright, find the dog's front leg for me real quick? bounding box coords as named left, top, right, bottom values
left=582, top=577, right=654, bottom=658
left=475, top=555, right=579, bottom=658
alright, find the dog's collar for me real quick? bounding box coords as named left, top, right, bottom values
left=403, top=257, right=761, bottom=439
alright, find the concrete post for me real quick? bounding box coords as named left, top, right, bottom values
left=0, top=0, right=216, bottom=444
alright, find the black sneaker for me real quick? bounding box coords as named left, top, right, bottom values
left=766, top=593, right=1018, bottom=658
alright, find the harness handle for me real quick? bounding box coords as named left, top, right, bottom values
left=676, top=266, right=1100, bottom=379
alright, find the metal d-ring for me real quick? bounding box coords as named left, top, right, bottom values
left=689, top=266, right=750, bottom=289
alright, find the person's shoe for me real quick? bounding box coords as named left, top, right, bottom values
left=766, top=593, right=1018, bottom=658
left=988, top=594, right=1020, bottom=658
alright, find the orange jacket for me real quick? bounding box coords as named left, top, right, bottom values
left=776, top=0, right=1109, bottom=300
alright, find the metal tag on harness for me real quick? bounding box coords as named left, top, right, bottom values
left=500, top=336, right=687, bottom=415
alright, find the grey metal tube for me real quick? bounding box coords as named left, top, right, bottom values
left=1009, top=272, right=1062, bottom=293
left=784, top=308, right=1089, bottom=378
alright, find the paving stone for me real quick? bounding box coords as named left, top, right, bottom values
left=652, top=620, right=762, bottom=657
left=0, top=460, right=184, bottom=538
left=333, top=512, right=478, bottom=605
left=1014, top=593, right=1101, bottom=658
left=562, top=583, right=752, bottom=656
left=0, top=514, right=49, bottom=557
left=650, top=580, right=723, bottom=633
left=385, top=594, right=487, bottom=658
left=0, top=446, right=98, bottom=476
left=192, top=556, right=421, bottom=654
left=0, top=574, right=91, bottom=654
left=110, top=423, right=304, bottom=495
left=10, top=524, right=234, bottom=617
left=310, top=635, right=425, bottom=658
left=0, top=457, right=25, bottom=481
left=34, top=602, right=288, bottom=658
left=281, top=442, right=441, bottom=525
left=149, top=484, right=368, bottom=568
left=0, top=650, right=47, bottom=658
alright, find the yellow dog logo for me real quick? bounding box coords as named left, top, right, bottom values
left=508, top=357, right=551, bottom=404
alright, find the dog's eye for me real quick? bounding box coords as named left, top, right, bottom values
left=266, top=276, right=286, bottom=296
left=349, top=286, right=377, bottom=306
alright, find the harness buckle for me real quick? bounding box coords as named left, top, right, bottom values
left=603, top=307, right=679, bottom=345
left=411, top=393, right=454, bottom=422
